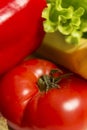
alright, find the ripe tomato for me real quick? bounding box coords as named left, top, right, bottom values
left=0, top=58, right=87, bottom=130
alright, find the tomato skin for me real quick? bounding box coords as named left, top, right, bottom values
left=0, top=58, right=57, bottom=125
left=0, top=0, right=46, bottom=75
left=23, top=76, right=87, bottom=130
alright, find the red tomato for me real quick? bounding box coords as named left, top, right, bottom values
left=0, top=0, right=46, bottom=75
left=0, top=58, right=87, bottom=130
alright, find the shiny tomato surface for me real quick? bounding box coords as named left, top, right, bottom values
left=0, top=0, right=46, bottom=75
left=0, top=58, right=87, bottom=130
left=24, top=76, right=87, bottom=130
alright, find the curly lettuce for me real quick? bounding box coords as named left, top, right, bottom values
left=42, top=0, right=87, bottom=44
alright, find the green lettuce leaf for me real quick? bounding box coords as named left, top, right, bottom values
left=42, top=0, right=87, bottom=44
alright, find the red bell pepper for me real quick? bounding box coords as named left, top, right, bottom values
left=0, top=0, right=46, bottom=75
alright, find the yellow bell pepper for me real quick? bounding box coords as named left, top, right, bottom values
left=36, top=32, right=87, bottom=79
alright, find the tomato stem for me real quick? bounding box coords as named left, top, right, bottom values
left=37, top=69, right=72, bottom=92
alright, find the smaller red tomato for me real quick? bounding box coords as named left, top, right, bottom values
left=0, top=58, right=87, bottom=130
